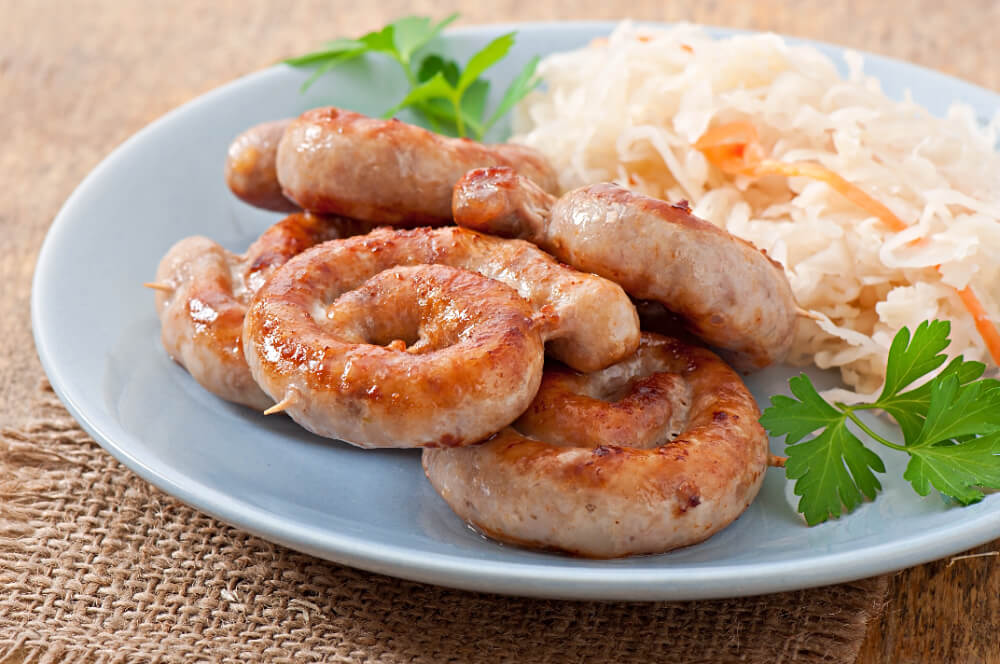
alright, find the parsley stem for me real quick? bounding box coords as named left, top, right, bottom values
left=394, top=54, right=418, bottom=86
left=393, top=57, right=444, bottom=133
left=839, top=405, right=908, bottom=452
left=452, top=95, right=466, bottom=137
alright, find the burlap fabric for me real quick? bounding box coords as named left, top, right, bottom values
left=9, top=1, right=1000, bottom=661
left=0, top=384, right=885, bottom=663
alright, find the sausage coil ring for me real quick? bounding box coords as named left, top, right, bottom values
left=422, top=333, right=770, bottom=558
left=452, top=166, right=799, bottom=370
left=244, top=226, right=639, bottom=374
left=244, top=263, right=553, bottom=449
left=243, top=224, right=641, bottom=446
left=150, top=213, right=374, bottom=408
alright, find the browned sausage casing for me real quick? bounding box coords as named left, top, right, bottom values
left=276, top=107, right=559, bottom=225
left=422, top=333, right=770, bottom=558
left=244, top=226, right=639, bottom=376
left=452, top=167, right=798, bottom=370
left=152, top=213, right=375, bottom=408
left=224, top=119, right=300, bottom=212
left=244, top=262, right=550, bottom=448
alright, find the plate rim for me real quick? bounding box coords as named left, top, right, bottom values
left=30, top=20, right=1000, bottom=601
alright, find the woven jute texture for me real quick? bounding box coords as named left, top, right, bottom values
left=0, top=384, right=886, bottom=663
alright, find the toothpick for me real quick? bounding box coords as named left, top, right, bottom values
left=143, top=281, right=174, bottom=293
left=263, top=389, right=298, bottom=415
left=768, top=455, right=787, bottom=468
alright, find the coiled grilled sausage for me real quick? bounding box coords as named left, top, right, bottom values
left=244, top=263, right=553, bottom=448
left=245, top=225, right=638, bottom=375
left=422, top=333, right=770, bottom=558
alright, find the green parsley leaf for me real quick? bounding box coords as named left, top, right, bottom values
left=417, top=54, right=460, bottom=85
left=284, top=15, right=539, bottom=140
left=460, top=79, right=491, bottom=128
left=382, top=71, right=456, bottom=119
left=877, top=319, right=951, bottom=400
left=483, top=55, right=540, bottom=133
left=391, top=14, right=458, bottom=66
left=909, top=375, right=1000, bottom=448
left=296, top=49, right=367, bottom=93
left=283, top=38, right=365, bottom=67
left=359, top=25, right=397, bottom=55
left=457, top=33, right=515, bottom=94
left=877, top=354, right=986, bottom=442
left=762, top=374, right=886, bottom=525
left=761, top=320, right=1000, bottom=525
left=784, top=419, right=886, bottom=525
left=759, top=374, right=844, bottom=444
left=286, top=24, right=398, bottom=94
left=903, top=433, right=1000, bottom=504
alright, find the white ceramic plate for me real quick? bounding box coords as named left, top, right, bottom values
left=32, top=22, right=1000, bottom=600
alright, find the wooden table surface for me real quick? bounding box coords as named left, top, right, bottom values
left=2, top=2, right=997, bottom=662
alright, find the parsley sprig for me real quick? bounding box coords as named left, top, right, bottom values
left=284, top=14, right=541, bottom=141
left=761, top=320, right=1000, bottom=525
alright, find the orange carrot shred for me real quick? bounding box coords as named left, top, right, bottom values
left=752, top=161, right=909, bottom=233
left=695, top=122, right=908, bottom=231
left=956, top=287, right=1000, bottom=365
left=695, top=121, right=1000, bottom=364
left=694, top=121, right=764, bottom=173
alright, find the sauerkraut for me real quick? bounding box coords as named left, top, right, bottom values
left=512, top=22, right=1000, bottom=393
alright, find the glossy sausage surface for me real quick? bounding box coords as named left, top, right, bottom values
left=224, top=119, right=300, bottom=212
left=276, top=107, right=559, bottom=225
left=422, top=333, right=770, bottom=558
left=453, top=167, right=799, bottom=370
left=152, top=213, right=373, bottom=408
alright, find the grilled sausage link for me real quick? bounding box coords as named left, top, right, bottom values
left=276, top=107, right=559, bottom=225
left=224, top=119, right=300, bottom=212
left=151, top=213, right=374, bottom=408
left=452, top=167, right=798, bottom=370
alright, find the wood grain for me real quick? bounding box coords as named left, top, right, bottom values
left=2, top=2, right=998, bottom=662
left=858, top=542, right=999, bottom=664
